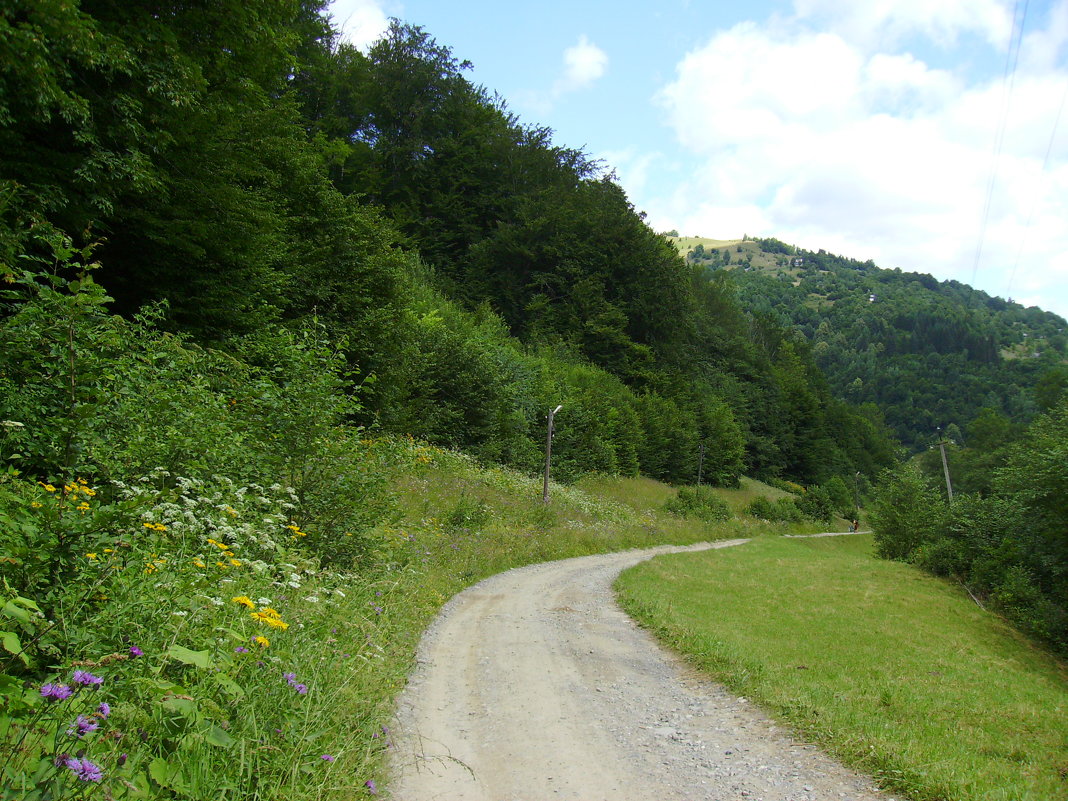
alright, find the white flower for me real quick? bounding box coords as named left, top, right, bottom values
left=287, top=580, right=301, bottom=589
left=257, top=597, right=272, bottom=606
left=172, top=611, right=188, bottom=617
left=333, top=589, right=346, bottom=598
left=210, top=597, right=224, bottom=606
left=305, top=596, right=320, bottom=604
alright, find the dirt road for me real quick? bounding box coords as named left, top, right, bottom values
left=388, top=539, right=899, bottom=800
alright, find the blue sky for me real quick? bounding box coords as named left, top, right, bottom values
left=329, top=0, right=1068, bottom=322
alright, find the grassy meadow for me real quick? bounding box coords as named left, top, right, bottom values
left=616, top=534, right=1068, bottom=801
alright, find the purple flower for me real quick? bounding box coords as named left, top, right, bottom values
left=40, top=683, right=73, bottom=701
left=365, top=779, right=377, bottom=795
left=128, top=645, right=143, bottom=657
left=320, top=754, right=335, bottom=762
left=72, top=670, right=103, bottom=686
left=63, top=756, right=103, bottom=782
left=295, top=683, right=308, bottom=695
left=68, top=714, right=100, bottom=738
left=117, top=753, right=127, bottom=767
left=235, top=646, right=250, bottom=654
left=97, top=702, right=111, bottom=718
left=283, top=672, right=296, bottom=683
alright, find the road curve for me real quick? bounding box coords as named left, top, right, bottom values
left=388, top=539, right=899, bottom=801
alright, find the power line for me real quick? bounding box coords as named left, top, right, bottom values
left=1005, top=75, right=1068, bottom=300
left=971, top=0, right=1030, bottom=287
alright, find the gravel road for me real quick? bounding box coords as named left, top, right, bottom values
left=388, top=539, right=900, bottom=801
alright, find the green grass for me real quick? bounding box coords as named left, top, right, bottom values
left=615, top=535, right=1068, bottom=801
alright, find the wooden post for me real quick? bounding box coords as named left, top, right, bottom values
left=937, top=427, right=954, bottom=503
left=542, top=405, right=562, bottom=504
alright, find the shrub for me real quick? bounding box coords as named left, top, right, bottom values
left=869, top=464, right=947, bottom=560
left=664, top=486, right=731, bottom=523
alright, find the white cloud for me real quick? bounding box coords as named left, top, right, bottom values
left=329, top=0, right=392, bottom=51
left=555, top=35, right=609, bottom=95
left=645, top=12, right=1068, bottom=319
left=791, top=0, right=1013, bottom=49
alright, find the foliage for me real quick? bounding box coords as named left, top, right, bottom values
left=663, top=485, right=731, bottom=523
left=871, top=402, right=1068, bottom=654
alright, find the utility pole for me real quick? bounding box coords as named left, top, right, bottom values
left=696, top=444, right=706, bottom=486
left=936, top=427, right=954, bottom=503
left=854, top=470, right=860, bottom=518
left=542, top=405, right=563, bottom=504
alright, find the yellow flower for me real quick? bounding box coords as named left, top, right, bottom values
left=250, top=607, right=289, bottom=629
left=40, top=483, right=57, bottom=493
left=224, top=506, right=238, bottom=517
left=193, top=559, right=206, bottom=568
left=103, top=548, right=114, bottom=554
left=31, top=501, right=42, bottom=508
left=215, top=541, right=230, bottom=550
left=229, top=558, right=241, bottom=567
left=76, top=502, right=90, bottom=513
left=252, top=635, right=269, bottom=648
left=206, top=538, right=219, bottom=546
left=216, top=561, right=228, bottom=569
left=232, top=596, right=255, bottom=609
left=86, top=553, right=98, bottom=560
left=142, top=522, right=167, bottom=532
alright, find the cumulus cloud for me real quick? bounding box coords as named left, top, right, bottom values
left=645, top=3, right=1068, bottom=316
left=329, top=0, right=391, bottom=52
left=555, top=35, right=609, bottom=95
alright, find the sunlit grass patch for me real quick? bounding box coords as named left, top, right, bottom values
left=616, top=535, right=1068, bottom=801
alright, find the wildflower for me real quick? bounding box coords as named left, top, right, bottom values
left=229, top=558, right=241, bottom=567
left=41, top=483, right=57, bottom=492
left=231, top=596, right=255, bottom=609
left=257, top=597, right=272, bottom=606
left=76, top=502, right=90, bottom=513
left=117, top=753, right=127, bottom=767
left=193, top=559, right=206, bottom=568
left=142, top=522, right=167, bottom=531
left=295, top=683, right=308, bottom=694
left=61, top=756, right=103, bottom=783
left=72, top=670, right=103, bottom=686
left=252, top=636, right=270, bottom=648
left=235, top=646, right=250, bottom=654
left=68, top=714, right=100, bottom=738
left=97, top=702, right=111, bottom=718
left=31, top=501, right=42, bottom=508
left=85, top=553, right=98, bottom=560
left=41, top=683, right=73, bottom=701
left=321, top=754, right=335, bottom=762
left=216, top=562, right=228, bottom=569
left=365, top=779, right=377, bottom=795
left=129, top=645, right=143, bottom=657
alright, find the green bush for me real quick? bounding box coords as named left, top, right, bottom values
left=664, top=486, right=731, bottom=523
left=744, top=495, right=802, bottom=523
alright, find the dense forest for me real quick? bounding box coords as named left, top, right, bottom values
left=0, top=2, right=898, bottom=491
left=684, top=237, right=1068, bottom=450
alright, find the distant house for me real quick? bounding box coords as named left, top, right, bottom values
left=869, top=294, right=877, bottom=303
left=792, top=257, right=804, bottom=267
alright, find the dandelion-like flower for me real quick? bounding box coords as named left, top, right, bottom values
left=252, top=635, right=270, bottom=649
left=68, top=714, right=100, bottom=738
left=231, top=595, right=255, bottom=609
left=40, top=683, right=73, bottom=701
left=60, top=756, right=103, bottom=783
left=72, top=670, right=103, bottom=686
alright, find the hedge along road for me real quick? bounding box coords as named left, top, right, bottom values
left=388, top=538, right=901, bottom=801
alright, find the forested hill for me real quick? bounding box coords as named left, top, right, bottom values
left=674, top=236, right=1068, bottom=450
left=0, top=6, right=897, bottom=493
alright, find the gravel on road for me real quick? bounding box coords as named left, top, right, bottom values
left=388, top=539, right=901, bottom=801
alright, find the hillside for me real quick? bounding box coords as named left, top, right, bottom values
left=669, top=235, right=1068, bottom=450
